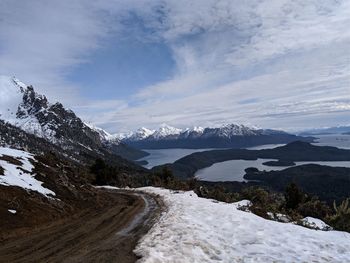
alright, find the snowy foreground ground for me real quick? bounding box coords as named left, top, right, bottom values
left=134, top=187, right=350, bottom=263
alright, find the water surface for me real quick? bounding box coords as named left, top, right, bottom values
left=195, top=134, right=350, bottom=182
left=312, top=134, right=350, bottom=149
left=139, top=148, right=214, bottom=169
left=195, top=159, right=350, bottom=182
left=139, top=135, right=350, bottom=182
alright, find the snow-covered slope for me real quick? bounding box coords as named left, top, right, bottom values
left=0, top=75, right=148, bottom=160
left=0, top=76, right=28, bottom=123
left=0, top=147, right=55, bottom=197
left=0, top=75, right=98, bottom=144
left=151, top=124, right=182, bottom=139
left=117, top=124, right=184, bottom=141
left=129, top=127, right=156, bottom=141
left=0, top=76, right=55, bottom=140
left=84, top=122, right=120, bottom=143
left=135, top=187, right=350, bottom=263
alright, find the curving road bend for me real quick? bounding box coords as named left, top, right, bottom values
left=0, top=189, right=162, bottom=263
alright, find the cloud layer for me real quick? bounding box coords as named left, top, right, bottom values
left=1, top=0, right=349, bottom=132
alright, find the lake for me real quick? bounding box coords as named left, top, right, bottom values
left=138, top=148, right=215, bottom=169
left=195, top=159, right=350, bottom=182
left=139, top=134, right=350, bottom=182
left=312, top=134, right=350, bottom=149
left=195, top=134, right=350, bottom=182
left=139, top=143, right=287, bottom=169
left=139, top=143, right=286, bottom=169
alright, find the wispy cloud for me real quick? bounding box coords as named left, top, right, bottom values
left=1, top=0, right=349, bottom=132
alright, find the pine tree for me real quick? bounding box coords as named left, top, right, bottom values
left=285, top=183, right=304, bottom=210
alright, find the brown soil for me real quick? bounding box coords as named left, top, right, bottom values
left=0, top=189, right=162, bottom=263
left=0, top=155, right=23, bottom=166
left=0, top=148, right=162, bottom=262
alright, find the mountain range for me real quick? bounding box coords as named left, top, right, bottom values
left=0, top=75, right=313, bottom=157
left=118, top=123, right=314, bottom=149
left=0, top=76, right=148, bottom=161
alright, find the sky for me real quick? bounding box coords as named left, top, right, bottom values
left=0, top=0, right=349, bottom=133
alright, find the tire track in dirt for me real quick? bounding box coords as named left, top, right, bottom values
left=0, top=189, right=162, bottom=263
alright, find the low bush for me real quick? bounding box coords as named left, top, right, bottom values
left=297, top=197, right=331, bottom=219
left=327, top=199, right=350, bottom=232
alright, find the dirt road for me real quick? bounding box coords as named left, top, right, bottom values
left=0, top=189, right=161, bottom=263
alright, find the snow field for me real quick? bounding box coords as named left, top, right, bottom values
left=135, top=187, right=350, bottom=263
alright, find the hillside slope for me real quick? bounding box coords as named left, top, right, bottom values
left=0, top=75, right=147, bottom=161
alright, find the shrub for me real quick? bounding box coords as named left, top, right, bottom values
left=242, top=187, right=268, bottom=205
left=327, top=199, right=350, bottom=232
left=297, top=197, right=331, bottom=219
left=241, top=187, right=284, bottom=218
left=285, top=183, right=305, bottom=210
left=195, top=185, right=240, bottom=203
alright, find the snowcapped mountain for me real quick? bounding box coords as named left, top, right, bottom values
left=0, top=76, right=100, bottom=145
left=179, top=126, right=205, bottom=139
left=122, top=123, right=288, bottom=140
left=120, top=123, right=312, bottom=149
left=122, top=123, right=288, bottom=142
left=201, top=124, right=261, bottom=138
left=192, top=126, right=205, bottom=133
left=0, top=75, right=147, bottom=160
left=117, top=124, right=181, bottom=141
left=1, top=75, right=310, bottom=153
left=129, top=127, right=156, bottom=141
left=151, top=124, right=182, bottom=139
left=84, top=122, right=120, bottom=143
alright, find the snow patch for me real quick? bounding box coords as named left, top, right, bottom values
left=95, top=185, right=121, bottom=190
left=232, top=199, right=252, bottom=211
left=300, top=217, right=333, bottom=231
left=0, top=147, right=55, bottom=197
left=267, top=212, right=292, bottom=223
left=135, top=187, right=350, bottom=263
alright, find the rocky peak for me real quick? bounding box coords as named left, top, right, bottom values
left=151, top=124, right=182, bottom=139
left=17, top=86, right=49, bottom=118
left=0, top=75, right=150, bottom=161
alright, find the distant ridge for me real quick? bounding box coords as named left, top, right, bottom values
left=117, top=123, right=313, bottom=149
